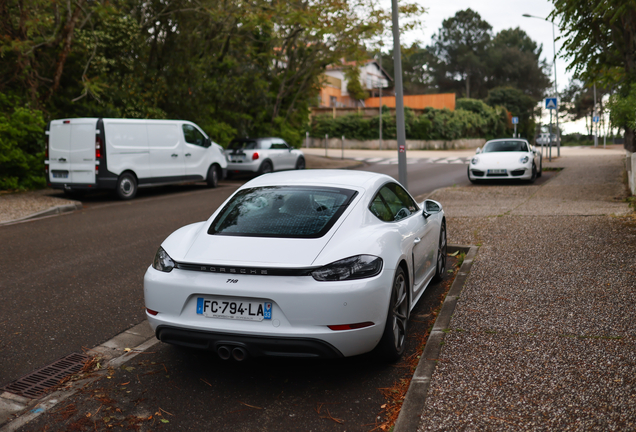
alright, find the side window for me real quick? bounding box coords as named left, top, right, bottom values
left=370, top=183, right=419, bottom=222
left=259, top=139, right=273, bottom=150
left=270, top=139, right=289, bottom=150
left=182, top=124, right=205, bottom=146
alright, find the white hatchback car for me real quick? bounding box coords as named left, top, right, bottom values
left=468, top=138, right=542, bottom=183
left=144, top=170, right=447, bottom=362
left=225, top=137, right=305, bottom=176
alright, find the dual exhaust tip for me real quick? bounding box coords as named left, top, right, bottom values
left=217, top=345, right=248, bottom=361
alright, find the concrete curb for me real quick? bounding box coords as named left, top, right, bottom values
left=393, top=244, right=479, bottom=432
left=0, top=202, right=82, bottom=226
left=0, top=321, right=158, bottom=431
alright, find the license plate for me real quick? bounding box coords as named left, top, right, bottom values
left=487, top=169, right=507, bottom=174
left=230, top=157, right=244, bottom=163
left=52, top=172, right=69, bottom=178
left=196, top=298, right=272, bottom=321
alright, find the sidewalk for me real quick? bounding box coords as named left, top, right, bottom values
left=415, top=151, right=636, bottom=429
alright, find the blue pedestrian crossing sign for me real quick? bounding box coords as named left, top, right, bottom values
left=512, top=116, right=519, bottom=124
left=593, top=116, right=600, bottom=123
left=545, top=97, right=558, bottom=109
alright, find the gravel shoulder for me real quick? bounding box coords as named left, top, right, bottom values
left=418, top=150, right=636, bottom=430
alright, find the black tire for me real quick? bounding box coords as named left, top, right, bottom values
left=116, top=172, right=137, bottom=200
left=529, top=163, right=537, bottom=183
left=467, top=166, right=478, bottom=184
left=432, top=220, right=447, bottom=282
left=258, top=160, right=273, bottom=175
left=377, top=267, right=409, bottom=362
left=206, top=165, right=219, bottom=188
left=295, top=157, right=306, bottom=170
left=537, top=159, right=543, bottom=178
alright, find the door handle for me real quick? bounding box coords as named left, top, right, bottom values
left=171, top=154, right=178, bottom=158
left=185, top=153, right=191, bottom=157
left=58, top=158, right=67, bottom=162
left=413, top=237, right=421, bottom=244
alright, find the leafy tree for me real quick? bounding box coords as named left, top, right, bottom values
left=428, top=9, right=493, bottom=98
left=489, top=28, right=551, bottom=99
left=345, top=67, right=368, bottom=103
left=551, top=0, right=636, bottom=151
left=485, top=87, right=537, bottom=139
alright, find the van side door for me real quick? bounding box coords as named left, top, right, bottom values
left=147, top=123, right=185, bottom=180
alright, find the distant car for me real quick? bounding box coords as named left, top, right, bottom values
left=225, top=137, right=305, bottom=176
left=536, top=132, right=558, bottom=146
left=144, top=170, right=447, bottom=362
left=468, top=138, right=542, bottom=183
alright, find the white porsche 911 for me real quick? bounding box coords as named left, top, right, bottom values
left=144, top=170, right=446, bottom=362
left=468, top=138, right=542, bottom=183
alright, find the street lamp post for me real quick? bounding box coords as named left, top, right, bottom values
left=523, top=13, right=560, bottom=157
left=392, top=0, right=407, bottom=188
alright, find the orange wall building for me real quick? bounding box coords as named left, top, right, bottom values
left=365, top=93, right=456, bottom=111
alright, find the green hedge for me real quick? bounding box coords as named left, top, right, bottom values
left=0, top=94, right=46, bottom=190
left=310, top=99, right=510, bottom=141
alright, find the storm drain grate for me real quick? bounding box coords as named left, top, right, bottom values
left=1, top=352, right=89, bottom=399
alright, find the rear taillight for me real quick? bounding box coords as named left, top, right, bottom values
left=146, top=308, right=158, bottom=316
left=328, top=322, right=374, bottom=331
left=44, top=134, right=49, bottom=160
left=95, top=136, right=102, bottom=159
left=252, top=152, right=259, bottom=160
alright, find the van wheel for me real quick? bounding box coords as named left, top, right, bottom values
left=206, top=165, right=219, bottom=188
left=116, top=173, right=137, bottom=200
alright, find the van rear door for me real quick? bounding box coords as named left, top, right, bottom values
left=69, top=120, right=97, bottom=184
left=48, top=118, right=97, bottom=185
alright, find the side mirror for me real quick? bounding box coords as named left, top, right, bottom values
left=422, top=199, right=442, bottom=218
left=204, top=138, right=212, bottom=148
left=475, top=147, right=482, bottom=154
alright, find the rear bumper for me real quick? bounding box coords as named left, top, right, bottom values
left=48, top=177, right=118, bottom=190
left=156, top=325, right=343, bottom=358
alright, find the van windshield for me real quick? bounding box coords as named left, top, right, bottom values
left=229, top=140, right=258, bottom=151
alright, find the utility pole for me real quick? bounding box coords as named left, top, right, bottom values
left=391, top=0, right=407, bottom=189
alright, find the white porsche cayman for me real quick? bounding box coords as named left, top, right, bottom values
left=468, top=138, right=542, bottom=183
left=144, top=170, right=447, bottom=361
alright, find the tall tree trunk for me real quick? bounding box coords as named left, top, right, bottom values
left=49, top=0, right=86, bottom=98
left=625, top=127, right=636, bottom=153
left=465, top=73, right=470, bottom=98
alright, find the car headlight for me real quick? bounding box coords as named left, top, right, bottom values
left=471, top=157, right=479, bottom=165
left=153, top=247, right=175, bottom=272
left=519, top=156, right=530, bottom=164
left=311, top=255, right=383, bottom=281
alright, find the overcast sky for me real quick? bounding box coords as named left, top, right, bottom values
left=384, top=0, right=594, bottom=133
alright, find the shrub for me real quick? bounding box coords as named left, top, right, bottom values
left=0, top=95, right=47, bottom=190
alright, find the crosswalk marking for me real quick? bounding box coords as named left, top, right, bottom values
left=353, top=157, right=469, bottom=165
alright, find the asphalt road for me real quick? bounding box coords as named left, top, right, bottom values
left=0, top=183, right=239, bottom=386
left=0, top=158, right=556, bottom=389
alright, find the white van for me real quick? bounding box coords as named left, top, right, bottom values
left=45, top=118, right=227, bottom=199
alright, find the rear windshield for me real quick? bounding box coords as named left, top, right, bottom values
left=208, top=186, right=357, bottom=238
left=229, top=140, right=258, bottom=151
left=483, top=141, right=528, bottom=152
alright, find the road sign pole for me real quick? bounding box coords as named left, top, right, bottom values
left=549, top=110, right=552, bottom=162
left=514, top=124, right=517, bottom=138
left=594, top=83, right=598, bottom=148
